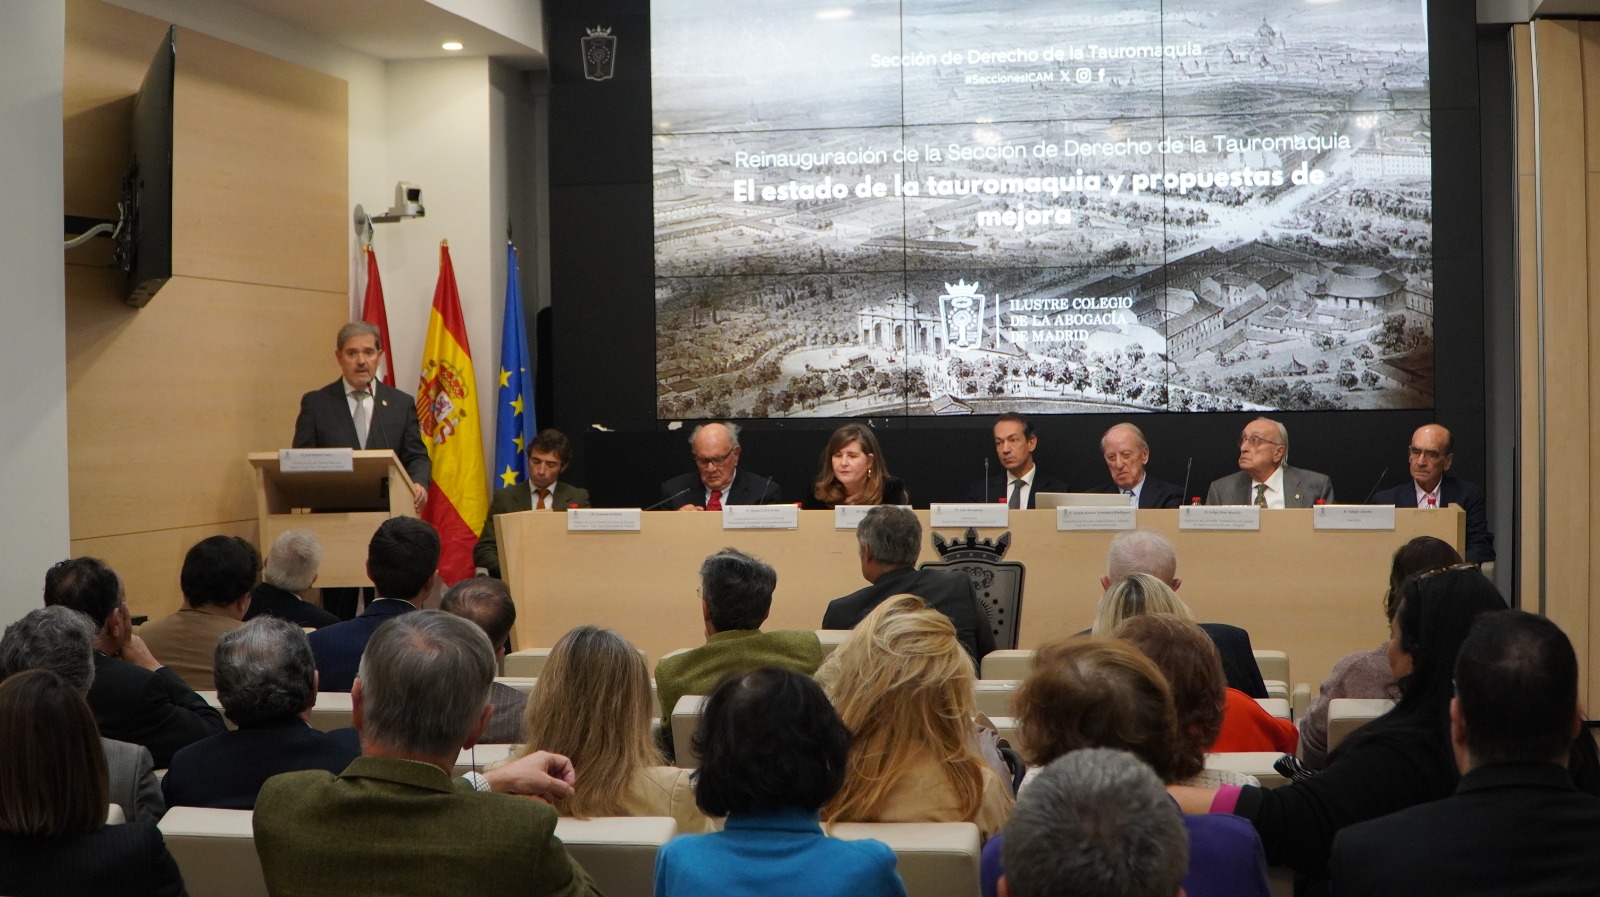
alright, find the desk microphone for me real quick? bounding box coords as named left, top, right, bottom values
left=1179, top=457, right=1192, bottom=506
left=1361, top=467, right=1390, bottom=505
left=984, top=456, right=991, bottom=503
left=755, top=476, right=778, bottom=504
left=644, top=488, right=693, bottom=511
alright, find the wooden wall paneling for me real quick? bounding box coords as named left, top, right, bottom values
left=1514, top=25, right=1542, bottom=609
left=170, top=27, right=347, bottom=294
left=72, top=519, right=257, bottom=621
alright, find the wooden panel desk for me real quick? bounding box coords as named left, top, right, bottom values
left=498, top=508, right=1462, bottom=688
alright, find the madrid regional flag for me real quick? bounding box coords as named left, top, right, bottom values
left=416, top=241, right=488, bottom=583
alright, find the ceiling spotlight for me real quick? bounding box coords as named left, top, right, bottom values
left=442, top=41, right=464, bottom=51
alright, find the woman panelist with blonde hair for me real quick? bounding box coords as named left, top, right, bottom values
left=802, top=423, right=909, bottom=509
left=815, top=594, right=1012, bottom=837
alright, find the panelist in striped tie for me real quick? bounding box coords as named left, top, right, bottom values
left=1204, top=417, right=1334, bottom=509
left=964, top=413, right=1070, bottom=508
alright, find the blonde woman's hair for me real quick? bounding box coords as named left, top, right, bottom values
left=815, top=594, right=987, bottom=824
left=1090, top=572, right=1190, bottom=636
left=516, top=626, right=661, bottom=818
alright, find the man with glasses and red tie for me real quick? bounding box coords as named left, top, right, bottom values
left=474, top=428, right=591, bottom=578
left=1205, top=416, right=1335, bottom=508
left=1371, top=423, right=1494, bottom=564
left=658, top=421, right=783, bottom=510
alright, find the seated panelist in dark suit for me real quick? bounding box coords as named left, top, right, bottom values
left=476, top=428, right=592, bottom=578
left=162, top=617, right=360, bottom=810
left=307, top=517, right=440, bottom=693
left=822, top=506, right=993, bottom=663
left=801, top=422, right=910, bottom=509
left=1370, top=424, right=1494, bottom=564
left=245, top=529, right=340, bottom=630
left=1088, top=422, right=1184, bottom=509
left=659, top=421, right=783, bottom=510
left=964, top=412, right=1070, bottom=507
left=1205, top=416, right=1334, bottom=508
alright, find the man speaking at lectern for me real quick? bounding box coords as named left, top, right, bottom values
left=293, top=321, right=431, bottom=511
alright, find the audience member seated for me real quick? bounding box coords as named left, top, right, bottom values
left=138, top=535, right=256, bottom=691
left=1331, top=610, right=1600, bottom=895
left=512, top=626, right=710, bottom=834
left=256, top=611, right=599, bottom=897
left=817, top=594, right=1012, bottom=838
left=1298, top=536, right=1460, bottom=769
left=801, top=423, right=909, bottom=508
left=161, top=616, right=359, bottom=810
left=999, top=750, right=1189, bottom=897
left=1099, top=529, right=1268, bottom=697
left=0, top=606, right=164, bottom=822
left=1169, top=567, right=1508, bottom=897
left=440, top=577, right=526, bottom=743
left=245, top=529, right=339, bottom=630
left=653, top=667, right=905, bottom=897
left=822, top=506, right=994, bottom=663
left=308, top=517, right=441, bottom=692
left=0, top=670, right=186, bottom=897
left=44, top=557, right=225, bottom=767
left=1089, top=572, right=1189, bottom=636
left=980, top=638, right=1269, bottom=897
left=1118, top=614, right=1296, bottom=756
left=654, top=547, right=823, bottom=756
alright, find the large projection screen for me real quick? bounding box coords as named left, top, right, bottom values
left=650, top=0, right=1433, bottom=420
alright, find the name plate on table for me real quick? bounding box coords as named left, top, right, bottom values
left=723, top=504, right=799, bottom=529
left=279, top=448, right=352, bottom=473
left=1313, top=504, right=1396, bottom=531
left=930, top=503, right=1009, bottom=528
left=834, top=505, right=914, bottom=529
left=1179, top=505, right=1261, bottom=531
left=1057, top=505, right=1137, bottom=531
left=566, top=509, right=642, bottom=532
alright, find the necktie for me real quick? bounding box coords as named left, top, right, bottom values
left=1425, top=497, right=1437, bottom=509
left=1124, top=488, right=1136, bottom=506
left=707, top=490, right=723, bottom=511
left=536, top=488, right=549, bottom=510
left=1008, top=479, right=1024, bottom=509
left=1253, top=483, right=1268, bottom=508
left=351, top=390, right=370, bottom=449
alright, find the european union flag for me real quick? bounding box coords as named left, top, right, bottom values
left=493, top=242, right=536, bottom=490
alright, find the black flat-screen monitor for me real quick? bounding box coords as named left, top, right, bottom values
left=120, top=25, right=175, bottom=308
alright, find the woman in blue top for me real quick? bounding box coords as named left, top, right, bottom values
left=653, top=667, right=906, bottom=897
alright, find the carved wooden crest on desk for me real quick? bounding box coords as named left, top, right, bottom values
left=923, top=528, right=1026, bottom=650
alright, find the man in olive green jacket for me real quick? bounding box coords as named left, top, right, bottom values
left=254, top=611, right=598, bottom=897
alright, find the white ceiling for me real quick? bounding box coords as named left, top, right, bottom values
left=224, top=0, right=545, bottom=66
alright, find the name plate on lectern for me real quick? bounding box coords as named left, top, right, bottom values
left=834, top=505, right=915, bottom=529
left=566, top=509, right=642, bottom=532
left=930, top=503, right=1009, bottom=528
left=1057, top=506, right=1137, bottom=531
left=1179, top=506, right=1261, bottom=531
left=1313, top=505, right=1396, bottom=531
left=723, top=505, right=798, bottom=529
left=279, top=448, right=353, bottom=473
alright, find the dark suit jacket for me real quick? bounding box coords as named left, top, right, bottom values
left=801, top=475, right=910, bottom=509
left=255, top=756, right=599, bottom=897
left=474, top=479, right=592, bottom=577
left=162, top=718, right=361, bottom=810
left=245, top=581, right=340, bottom=629
left=659, top=470, right=782, bottom=509
left=1371, top=474, right=1495, bottom=563
left=0, top=823, right=185, bottom=897
left=964, top=472, right=1071, bottom=508
left=823, top=566, right=996, bottom=662
left=1205, top=465, right=1335, bottom=507
left=1330, top=762, right=1600, bottom=897
left=87, top=653, right=227, bottom=768
left=1087, top=476, right=1186, bottom=509
left=293, top=379, right=431, bottom=487
left=1200, top=622, right=1269, bottom=699
left=307, top=598, right=417, bottom=693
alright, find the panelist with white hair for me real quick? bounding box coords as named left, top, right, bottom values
left=1205, top=416, right=1334, bottom=508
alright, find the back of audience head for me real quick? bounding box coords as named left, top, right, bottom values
left=0, top=669, right=109, bottom=837
left=1000, top=748, right=1188, bottom=897
left=699, top=547, right=777, bottom=633
left=0, top=606, right=97, bottom=691
left=43, top=557, right=123, bottom=630
left=214, top=616, right=316, bottom=727
left=1114, top=614, right=1226, bottom=778
left=1454, top=610, right=1580, bottom=769
left=1103, top=529, right=1179, bottom=590
left=520, top=625, right=658, bottom=817
left=1384, top=536, right=1462, bottom=621
left=1091, top=572, right=1189, bottom=636
left=181, top=535, right=259, bottom=610
left=693, top=666, right=851, bottom=818
left=856, top=505, right=921, bottom=569
left=1013, top=637, right=1185, bottom=782
left=366, top=517, right=441, bottom=601
left=355, top=611, right=494, bottom=758
left=264, top=529, right=323, bottom=593
left=440, top=577, right=517, bottom=653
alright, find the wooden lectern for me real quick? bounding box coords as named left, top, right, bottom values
left=248, top=450, right=418, bottom=588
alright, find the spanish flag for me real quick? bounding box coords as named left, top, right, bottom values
left=416, top=241, right=488, bottom=583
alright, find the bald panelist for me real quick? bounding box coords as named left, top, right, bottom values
left=658, top=422, right=783, bottom=510
left=1371, top=424, right=1494, bottom=564
left=1088, top=423, right=1184, bottom=508
left=1205, top=416, right=1334, bottom=508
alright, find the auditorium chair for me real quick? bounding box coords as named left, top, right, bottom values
left=978, top=649, right=1032, bottom=680
left=157, top=807, right=267, bottom=897
left=1257, top=697, right=1292, bottom=721
left=504, top=645, right=648, bottom=678
left=554, top=816, right=677, bottom=897
left=974, top=679, right=1019, bottom=718
left=454, top=742, right=518, bottom=777
left=1204, top=751, right=1289, bottom=789
left=307, top=691, right=354, bottom=731
left=816, top=629, right=849, bottom=658
left=495, top=675, right=538, bottom=694
left=1253, top=648, right=1311, bottom=716
left=1327, top=698, right=1395, bottom=752
left=670, top=695, right=707, bottom=769
left=830, top=822, right=982, bottom=897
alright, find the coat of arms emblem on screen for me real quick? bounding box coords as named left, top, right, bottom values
left=582, top=27, right=617, bottom=81
left=939, top=280, right=987, bottom=351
